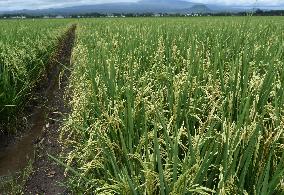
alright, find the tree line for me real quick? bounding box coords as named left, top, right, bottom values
left=0, top=9, right=283, bottom=19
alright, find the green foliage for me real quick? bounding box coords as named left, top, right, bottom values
left=0, top=19, right=69, bottom=122
left=62, top=17, right=284, bottom=194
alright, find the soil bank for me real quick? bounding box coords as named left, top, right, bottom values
left=0, top=24, right=76, bottom=194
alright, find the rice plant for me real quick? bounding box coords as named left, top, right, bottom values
left=62, top=17, right=284, bottom=194
left=0, top=19, right=70, bottom=125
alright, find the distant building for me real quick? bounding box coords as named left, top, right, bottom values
left=55, top=15, right=64, bottom=19
left=11, top=16, right=23, bottom=19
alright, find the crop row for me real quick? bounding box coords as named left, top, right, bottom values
left=0, top=20, right=70, bottom=125
left=61, top=17, right=284, bottom=194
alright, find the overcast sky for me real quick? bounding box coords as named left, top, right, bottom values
left=0, top=0, right=283, bottom=11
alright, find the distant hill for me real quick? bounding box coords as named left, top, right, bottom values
left=0, top=0, right=214, bottom=16
left=139, top=0, right=198, bottom=9
left=0, top=0, right=283, bottom=16
left=180, top=4, right=212, bottom=13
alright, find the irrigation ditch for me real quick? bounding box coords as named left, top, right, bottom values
left=0, top=24, right=76, bottom=194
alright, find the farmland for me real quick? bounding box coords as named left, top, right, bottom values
left=0, top=19, right=74, bottom=193
left=1, top=17, right=284, bottom=194
left=0, top=20, right=70, bottom=125
left=61, top=17, right=284, bottom=194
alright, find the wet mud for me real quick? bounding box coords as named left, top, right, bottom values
left=0, top=24, right=76, bottom=194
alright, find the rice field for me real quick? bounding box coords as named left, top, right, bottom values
left=0, top=20, right=69, bottom=123
left=61, top=17, right=284, bottom=194
left=0, top=16, right=284, bottom=194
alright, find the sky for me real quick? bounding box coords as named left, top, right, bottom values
left=0, top=0, right=283, bottom=11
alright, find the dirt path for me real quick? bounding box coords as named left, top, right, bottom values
left=23, top=25, right=76, bottom=195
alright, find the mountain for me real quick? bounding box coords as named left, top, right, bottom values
left=180, top=4, right=212, bottom=13
left=139, top=0, right=198, bottom=9
left=0, top=0, right=211, bottom=16
left=1, top=0, right=283, bottom=16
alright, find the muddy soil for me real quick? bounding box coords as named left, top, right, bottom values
left=23, top=25, right=76, bottom=195
left=0, top=24, right=76, bottom=194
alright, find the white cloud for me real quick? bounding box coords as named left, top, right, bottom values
left=0, top=0, right=283, bottom=11
left=0, top=0, right=137, bottom=11
left=193, top=0, right=283, bottom=6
